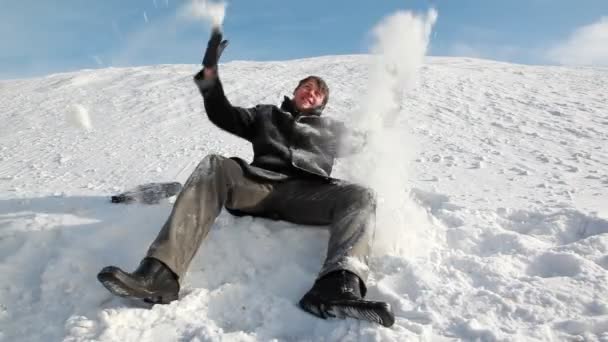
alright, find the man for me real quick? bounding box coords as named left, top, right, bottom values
left=98, top=27, right=395, bottom=328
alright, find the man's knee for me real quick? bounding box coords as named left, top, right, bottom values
left=350, top=185, right=377, bottom=209
left=336, top=184, right=377, bottom=213
left=361, top=186, right=377, bottom=208
left=187, top=154, right=232, bottom=187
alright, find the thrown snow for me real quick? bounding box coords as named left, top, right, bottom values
left=346, top=9, right=437, bottom=257
left=180, top=0, right=226, bottom=27
left=1, top=55, right=607, bottom=340
left=66, top=104, right=93, bottom=132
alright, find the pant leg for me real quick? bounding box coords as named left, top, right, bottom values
left=263, top=178, right=377, bottom=289
left=146, top=154, right=273, bottom=278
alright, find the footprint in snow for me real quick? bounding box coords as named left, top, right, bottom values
left=475, top=231, right=532, bottom=257
left=526, top=252, right=583, bottom=278
left=410, top=188, right=464, bottom=228
left=548, top=110, right=564, bottom=117
left=509, top=167, right=529, bottom=176
left=595, top=255, right=608, bottom=271
left=496, top=208, right=608, bottom=246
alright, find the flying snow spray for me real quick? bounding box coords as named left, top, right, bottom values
left=182, top=0, right=226, bottom=27
left=344, top=9, right=438, bottom=257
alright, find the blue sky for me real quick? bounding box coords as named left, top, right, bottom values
left=1, top=0, right=607, bottom=79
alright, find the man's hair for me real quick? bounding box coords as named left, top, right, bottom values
left=295, top=75, right=330, bottom=109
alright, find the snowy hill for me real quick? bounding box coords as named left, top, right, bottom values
left=1, top=55, right=607, bottom=341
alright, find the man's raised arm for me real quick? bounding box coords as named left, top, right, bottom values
left=193, top=27, right=257, bottom=140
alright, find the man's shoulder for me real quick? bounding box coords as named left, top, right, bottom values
left=252, top=103, right=280, bottom=114
left=321, top=116, right=341, bottom=124
left=255, top=103, right=276, bottom=109
left=317, top=116, right=344, bottom=129
left=253, top=104, right=296, bottom=120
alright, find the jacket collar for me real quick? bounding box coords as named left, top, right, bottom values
left=281, top=96, right=323, bottom=118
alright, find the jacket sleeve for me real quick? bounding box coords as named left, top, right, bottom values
left=330, top=120, right=368, bottom=157
left=194, top=69, right=257, bottom=140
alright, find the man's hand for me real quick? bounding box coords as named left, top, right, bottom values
left=195, top=26, right=229, bottom=91
left=202, top=26, right=229, bottom=69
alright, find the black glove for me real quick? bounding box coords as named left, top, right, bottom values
left=195, top=27, right=229, bottom=92
left=202, top=27, right=229, bottom=68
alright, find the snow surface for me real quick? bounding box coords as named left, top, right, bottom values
left=1, top=55, right=607, bottom=341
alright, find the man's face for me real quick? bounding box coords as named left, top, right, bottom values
left=293, top=80, right=326, bottom=113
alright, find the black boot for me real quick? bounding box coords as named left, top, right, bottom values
left=97, top=257, right=180, bottom=304
left=298, top=270, right=395, bottom=327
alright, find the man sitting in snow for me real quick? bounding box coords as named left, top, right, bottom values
left=97, top=27, right=395, bottom=327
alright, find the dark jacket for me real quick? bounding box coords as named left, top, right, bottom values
left=194, top=71, right=365, bottom=181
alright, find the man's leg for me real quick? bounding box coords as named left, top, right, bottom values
left=146, top=155, right=273, bottom=277
left=262, top=178, right=394, bottom=327
left=98, top=154, right=273, bottom=303
left=266, top=178, right=376, bottom=284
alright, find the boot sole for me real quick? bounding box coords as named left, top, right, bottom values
left=300, top=297, right=395, bottom=327
left=97, top=266, right=178, bottom=304
left=327, top=299, right=395, bottom=327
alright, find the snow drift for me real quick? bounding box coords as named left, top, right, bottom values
left=1, top=49, right=607, bottom=342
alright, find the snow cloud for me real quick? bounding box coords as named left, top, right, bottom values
left=179, top=0, right=227, bottom=27
left=548, top=17, right=608, bottom=66
left=343, top=9, right=438, bottom=257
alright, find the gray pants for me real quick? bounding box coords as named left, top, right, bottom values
left=147, top=154, right=376, bottom=285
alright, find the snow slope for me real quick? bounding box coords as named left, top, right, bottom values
left=1, top=55, right=607, bottom=341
